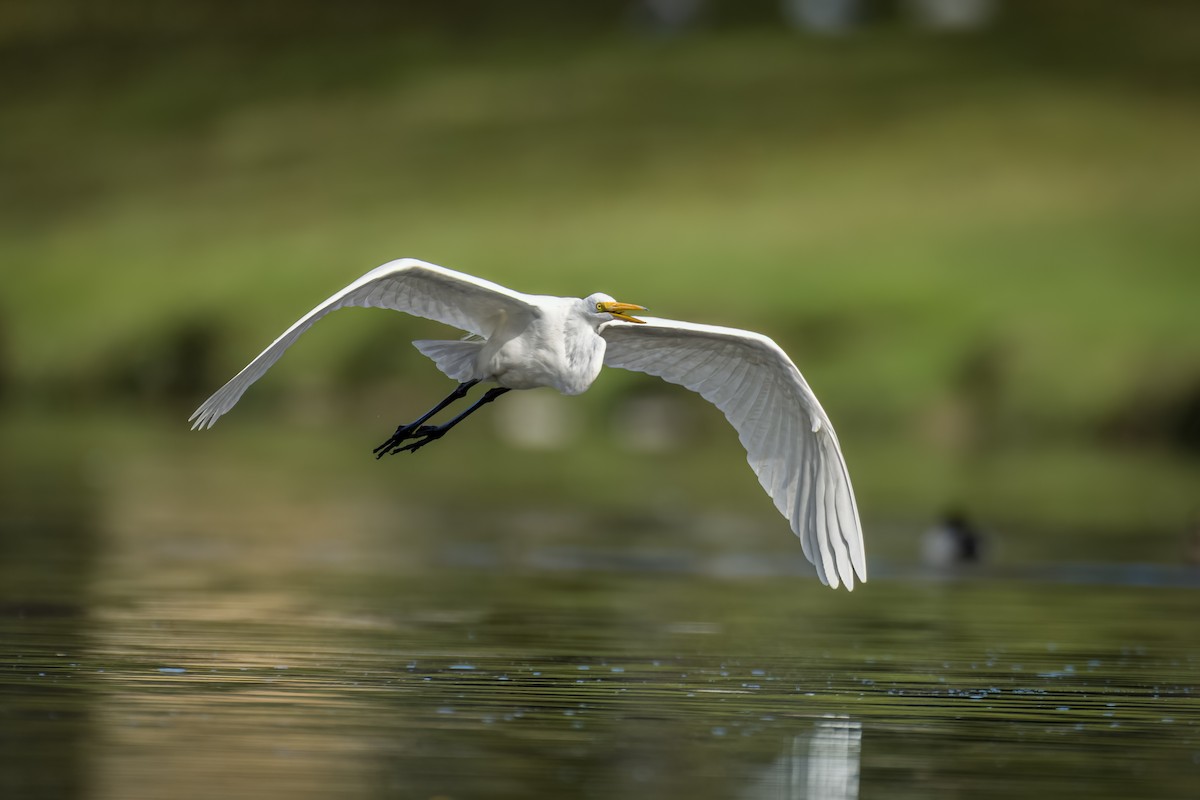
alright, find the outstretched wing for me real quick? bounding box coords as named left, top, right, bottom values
left=601, top=317, right=865, bottom=590
left=190, top=258, right=537, bottom=429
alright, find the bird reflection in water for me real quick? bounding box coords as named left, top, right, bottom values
left=746, top=715, right=862, bottom=800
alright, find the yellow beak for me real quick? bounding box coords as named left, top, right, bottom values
left=599, top=301, right=648, bottom=324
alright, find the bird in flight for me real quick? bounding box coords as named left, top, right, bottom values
left=190, top=258, right=866, bottom=589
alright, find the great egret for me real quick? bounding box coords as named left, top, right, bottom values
left=190, top=258, right=866, bottom=589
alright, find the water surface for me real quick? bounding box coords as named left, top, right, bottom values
left=1, top=423, right=1197, bottom=799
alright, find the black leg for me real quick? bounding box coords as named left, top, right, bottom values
left=391, top=387, right=512, bottom=455
left=373, top=380, right=479, bottom=458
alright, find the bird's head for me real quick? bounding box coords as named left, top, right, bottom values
left=584, top=293, right=647, bottom=325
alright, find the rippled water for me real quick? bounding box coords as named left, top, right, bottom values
left=2, top=424, right=1198, bottom=799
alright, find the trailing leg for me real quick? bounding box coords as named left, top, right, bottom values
left=392, top=387, right=512, bottom=455
left=373, top=380, right=479, bottom=458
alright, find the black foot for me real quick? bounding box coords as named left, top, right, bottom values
left=393, top=425, right=446, bottom=455
left=373, top=383, right=507, bottom=460
left=373, top=422, right=424, bottom=459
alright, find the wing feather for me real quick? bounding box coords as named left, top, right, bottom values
left=189, top=258, right=537, bottom=429
left=795, top=445, right=821, bottom=580
left=601, top=317, right=865, bottom=589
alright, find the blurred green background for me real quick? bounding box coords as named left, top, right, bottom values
left=3, top=0, right=1199, bottom=566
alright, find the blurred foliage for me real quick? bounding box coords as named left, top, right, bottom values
left=2, top=0, right=1198, bottom=538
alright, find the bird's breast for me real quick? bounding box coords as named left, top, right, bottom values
left=485, top=322, right=604, bottom=395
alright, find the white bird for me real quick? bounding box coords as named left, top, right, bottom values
left=190, top=258, right=866, bottom=589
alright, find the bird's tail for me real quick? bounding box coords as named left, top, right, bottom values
left=412, top=339, right=483, bottom=383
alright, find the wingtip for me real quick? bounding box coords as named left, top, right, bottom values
left=188, top=406, right=218, bottom=431
left=843, top=567, right=862, bottom=591
left=819, top=564, right=840, bottom=590
left=838, top=550, right=867, bottom=590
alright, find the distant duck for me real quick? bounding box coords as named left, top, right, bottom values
left=921, top=509, right=984, bottom=568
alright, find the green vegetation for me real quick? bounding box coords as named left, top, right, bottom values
left=3, top=8, right=1198, bottom=547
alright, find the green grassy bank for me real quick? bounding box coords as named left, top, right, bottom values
left=3, top=12, right=1198, bottom=542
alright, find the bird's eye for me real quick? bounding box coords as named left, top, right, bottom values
left=596, top=302, right=605, bottom=312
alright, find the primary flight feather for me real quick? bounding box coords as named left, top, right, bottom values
left=190, top=258, right=866, bottom=589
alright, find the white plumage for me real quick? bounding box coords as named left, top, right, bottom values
left=190, top=258, right=866, bottom=590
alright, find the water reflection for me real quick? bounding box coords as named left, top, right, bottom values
left=1, top=420, right=1198, bottom=799
left=748, top=716, right=862, bottom=800
left=0, top=453, right=98, bottom=800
